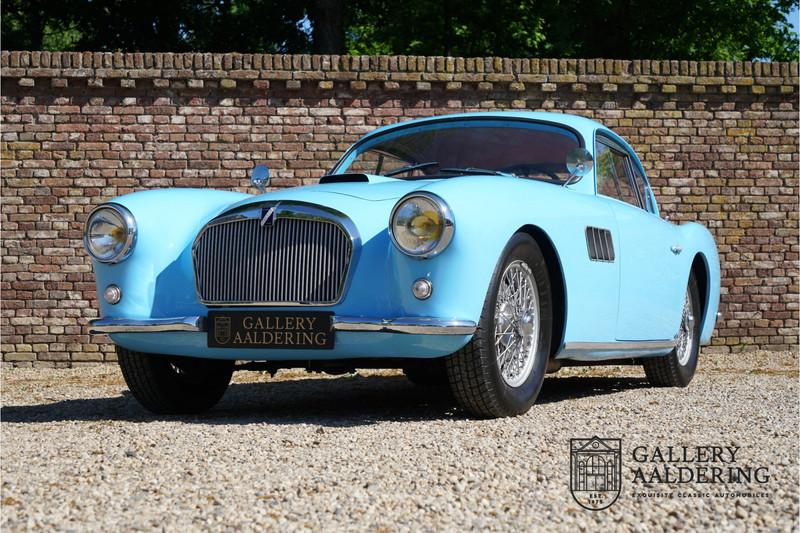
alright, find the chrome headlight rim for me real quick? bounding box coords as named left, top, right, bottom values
left=83, top=203, right=137, bottom=264
left=389, top=191, right=455, bottom=259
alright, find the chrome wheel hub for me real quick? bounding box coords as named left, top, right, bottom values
left=494, top=260, right=540, bottom=387
left=496, top=301, right=516, bottom=346
left=676, top=292, right=695, bottom=366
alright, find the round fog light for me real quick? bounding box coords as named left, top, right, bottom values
left=412, top=278, right=433, bottom=300
left=103, top=284, right=122, bottom=305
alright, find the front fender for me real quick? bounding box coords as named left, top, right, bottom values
left=93, top=189, right=251, bottom=319
left=387, top=176, right=616, bottom=345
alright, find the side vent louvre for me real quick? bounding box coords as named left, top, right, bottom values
left=585, top=227, right=615, bottom=262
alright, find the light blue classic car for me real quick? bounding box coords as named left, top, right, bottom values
left=85, top=111, right=720, bottom=418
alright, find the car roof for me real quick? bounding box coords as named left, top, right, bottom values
left=358, top=111, right=603, bottom=143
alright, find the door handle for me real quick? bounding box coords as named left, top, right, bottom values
left=670, top=245, right=683, bottom=255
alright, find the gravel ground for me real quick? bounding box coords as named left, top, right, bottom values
left=2, top=351, right=798, bottom=531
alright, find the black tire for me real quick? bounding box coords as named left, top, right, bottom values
left=402, top=358, right=448, bottom=387
left=643, top=275, right=701, bottom=387
left=116, top=347, right=235, bottom=414
left=445, top=233, right=553, bottom=418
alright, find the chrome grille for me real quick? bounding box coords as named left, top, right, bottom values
left=194, top=216, right=352, bottom=305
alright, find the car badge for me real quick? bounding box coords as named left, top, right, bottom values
left=213, top=316, right=231, bottom=345
left=260, top=204, right=278, bottom=227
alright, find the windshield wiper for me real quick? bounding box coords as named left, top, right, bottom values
left=440, top=167, right=516, bottom=177
left=383, top=161, right=439, bottom=177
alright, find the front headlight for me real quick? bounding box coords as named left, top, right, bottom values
left=83, top=203, right=137, bottom=263
left=389, top=192, right=454, bottom=258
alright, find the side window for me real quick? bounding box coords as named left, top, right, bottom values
left=595, top=141, right=641, bottom=208
left=630, top=163, right=654, bottom=212
left=595, top=143, right=620, bottom=198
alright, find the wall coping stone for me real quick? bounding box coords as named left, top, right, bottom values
left=2, top=51, right=796, bottom=92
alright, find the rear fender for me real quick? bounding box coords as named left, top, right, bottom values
left=676, top=222, right=721, bottom=344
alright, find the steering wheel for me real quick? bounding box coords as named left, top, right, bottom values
left=501, top=164, right=562, bottom=183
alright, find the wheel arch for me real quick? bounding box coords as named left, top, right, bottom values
left=690, top=252, right=710, bottom=333
left=516, top=224, right=566, bottom=357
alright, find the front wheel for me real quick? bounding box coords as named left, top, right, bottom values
left=402, top=358, right=449, bottom=387
left=445, top=233, right=553, bottom=418
left=643, top=275, right=701, bottom=387
left=117, top=347, right=235, bottom=414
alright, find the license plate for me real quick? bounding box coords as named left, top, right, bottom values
left=207, top=311, right=334, bottom=349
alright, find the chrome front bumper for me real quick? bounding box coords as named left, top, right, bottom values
left=89, top=316, right=477, bottom=336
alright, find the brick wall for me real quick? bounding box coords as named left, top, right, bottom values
left=1, top=51, right=797, bottom=366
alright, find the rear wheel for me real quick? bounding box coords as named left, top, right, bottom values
left=643, top=275, right=701, bottom=387
left=116, top=347, right=234, bottom=414
left=445, top=233, right=552, bottom=418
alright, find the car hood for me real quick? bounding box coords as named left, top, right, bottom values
left=222, top=172, right=571, bottom=213
left=225, top=174, right=438, bottom=209
left=308, top=182, right=425, bottom=201
left=212, top=176, right=414, bottom=238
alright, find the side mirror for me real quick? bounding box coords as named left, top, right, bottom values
left=563, top=148, right=594, bottom=187
left=251, top=164, right=270, bottom=193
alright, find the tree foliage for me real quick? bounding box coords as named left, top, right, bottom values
left=2, top=0, right=797, bottom=60
left=2, top=0, right=312, bottom=53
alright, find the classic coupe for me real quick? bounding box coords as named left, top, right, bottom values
left=85, top=111, right=720, bottom=418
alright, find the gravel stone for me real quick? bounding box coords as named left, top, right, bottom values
left=1, top=350, right=797, bottom=531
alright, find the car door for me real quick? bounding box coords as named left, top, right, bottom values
left=594, top=135, right=684, bottom=341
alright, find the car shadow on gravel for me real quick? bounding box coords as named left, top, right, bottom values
left=1, top=373, right=651, bottom=426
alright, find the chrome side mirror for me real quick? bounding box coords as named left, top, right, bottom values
left=251, top=164, right=270, bottom=193
left=563, top=148, right=594, bottom=187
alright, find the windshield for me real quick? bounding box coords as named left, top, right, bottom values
left=333, top=118, right=582, bottom=183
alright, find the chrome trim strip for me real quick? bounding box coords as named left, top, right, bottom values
left=191, top=201, right=361, bottom=307
left=556, top=339, right=676, bottom=361
left=89, top=316, right=476, bottom=336
left=332, top=317, right=476, bottom=335
left=563, top=340, right=675, bottom=351
left=89, top=317, right=204, bottom=334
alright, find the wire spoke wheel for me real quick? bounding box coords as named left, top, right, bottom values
left=494, top=260, right=540, bottom=387
left=642, top=274, right=701, bottom=388
left=445, top=233, right=552, bottom=418
left=675, top=291, right=696, bottom=366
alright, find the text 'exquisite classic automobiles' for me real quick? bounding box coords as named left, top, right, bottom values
left=85, top=111, right=721, bottom=418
